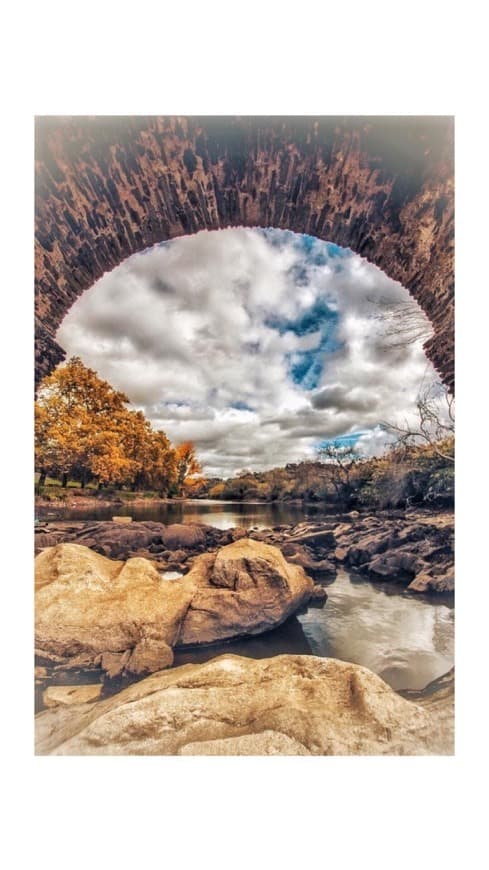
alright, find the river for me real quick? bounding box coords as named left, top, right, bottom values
left=36, top=498, right=333, bottom=528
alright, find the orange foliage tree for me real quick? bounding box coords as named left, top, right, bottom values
left=35, top=357, right=177, bottom=492
left=174, top=441, right=203, bottom=494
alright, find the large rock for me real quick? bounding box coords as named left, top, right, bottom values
left=280, top=542, right=336, bottom=580
left=35, top=654, right=454, bottom=756
left=177, top=539, right=314, bottom=645
left=35, top=539, right=315, bottom=676
left=407, top=570, right=455, bottom=593
left=67, top=521, right=163, bottom=558
left=35, top=543, right=194, bottom=676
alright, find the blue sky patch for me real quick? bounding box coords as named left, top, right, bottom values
left=231, top=401, right=254, bottom=412
left=260, top=231, right=348, bottom=391
left=316, top=431, right=368, bottom=451
left=267, top=298, right=342, bottom=391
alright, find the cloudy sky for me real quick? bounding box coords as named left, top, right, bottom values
left=57, top=228, right=439, bottom=477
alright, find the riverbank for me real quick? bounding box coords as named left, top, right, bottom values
left=35, top=492, right=180, bottom=511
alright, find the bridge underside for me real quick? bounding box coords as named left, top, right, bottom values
left=35, top=116, right=454, bottom=391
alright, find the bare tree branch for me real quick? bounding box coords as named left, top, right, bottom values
left=382, top=382, right=455, bottom=463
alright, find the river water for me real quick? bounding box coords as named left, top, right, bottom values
left=35, top=500, right=454, bottom=706
left=172, top=570, right=454, bottom=692
left=36, top=498, right=330, bottom=528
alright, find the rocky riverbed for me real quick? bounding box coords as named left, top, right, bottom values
left=34, top=511, right=454, bottom=755
left=35, top=510, right=454, bottom=594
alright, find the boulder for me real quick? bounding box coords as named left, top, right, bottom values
left=35, top=539, right=317, bottom=676
left=160, top=524, right=206, bottom=550
left=408, top=571, right=455, bottom=593
left=35, top=532, right=65, bottom=552
left=164, top=549, right=188, bottom=563
left=35, top=654, right=454, bottom=756
left=229, top=527, right=248, bottom=541
left=309, top=585, right=328, bottom=605
left=288, top=529, right=337, bottom=548
left=177, top=539, right=314, bottom=645
left=366, top=551, right=425, bottom=583
left=334, top=547, right=348, bottom=561
left=69, top=522, right=163, bottom=559
left=283, top=545, right=336, bottom=580
left=35, top=543, right=194, bottom=676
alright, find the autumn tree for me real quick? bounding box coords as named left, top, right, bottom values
left=114, top=410, right=156, bottom=491
left=174, top=441, right=203, bottom=494
left=141, top=430, right=178, bottom=496
left=35, top=357, right=176, bottom=492
left=35, top=357, right=133, bottom=488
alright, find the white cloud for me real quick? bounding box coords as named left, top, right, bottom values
left=57, top=228, right=441, bottom=477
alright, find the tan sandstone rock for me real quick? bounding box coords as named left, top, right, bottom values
left=35, top=654, right=454, bottom=756
left=35, top=543, right=194, bottom=676
left=178, top=539, right=314, bottom=645
left=178, top=730, right=311, bottom=755
left=35, top=540, right=315, bottom=676
left=43, top=684, right=103, bottom=708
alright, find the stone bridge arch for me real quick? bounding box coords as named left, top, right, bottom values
left=35, top=115, right=454, bottom=391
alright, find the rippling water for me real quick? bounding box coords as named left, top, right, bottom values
left=297, top=571, right=454, bottom=690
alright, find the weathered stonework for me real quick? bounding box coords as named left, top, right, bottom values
left=35, top=116, right=454, bottom=390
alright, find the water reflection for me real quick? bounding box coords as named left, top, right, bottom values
left=174, top=570, right=454, bottom=692
left=173, top=616, right=313, bottom=668
left=36, top=498, right=329, bottom=529
left=298, top=571, right=453, bottom=690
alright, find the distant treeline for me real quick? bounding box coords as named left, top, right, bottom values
left=190, top=440, right=454, bottom=510
left=36, top=358, right=454, bottom=511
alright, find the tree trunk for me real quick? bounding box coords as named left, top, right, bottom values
left=61, top=473, right=68, bottom=488
left=38, top=471, right=46, bottom=488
